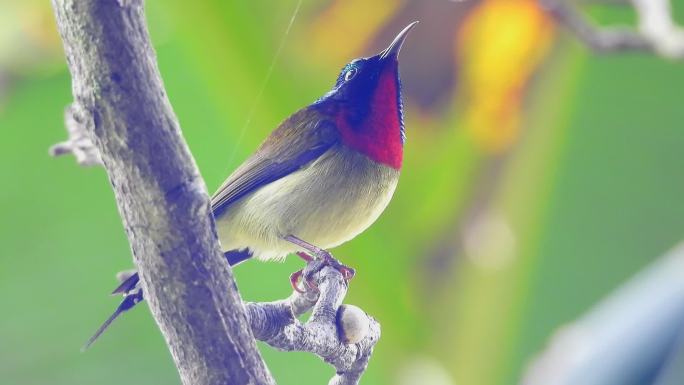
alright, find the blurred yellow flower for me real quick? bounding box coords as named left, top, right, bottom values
left=458, top=0, right=555, bottom=153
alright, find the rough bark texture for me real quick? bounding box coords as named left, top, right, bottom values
left=50, top=1, right=275, bottom=384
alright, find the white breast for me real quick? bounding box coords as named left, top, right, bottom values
left=214, top=145, right=400, bottom=261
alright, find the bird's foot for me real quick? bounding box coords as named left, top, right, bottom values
left=313, top=250, right=355, bottom=281
left=289, top=250, right=355, bottom=293
left=289, top=269, right=306, bottom=293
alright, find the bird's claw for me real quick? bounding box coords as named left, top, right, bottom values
left=289, top=267, right=319, bottom=293
left=320, top=252, right=355, bottom=281
left=312, top=249, right=356, bottom=281
left=290, top=250, right=355, bottom=293
left=289, top=270, right=306, bottom=293
left=337, top=264, right=356, bottom=281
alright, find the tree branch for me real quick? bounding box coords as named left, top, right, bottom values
left=51, top=1, right=380, bottom=384
left=245, top=266, right=380, bottom=385
left=540, top=0, right=652, bottom=52
left=48, top=104, right=102, bottom=166
left=50, top=1, right=274, bottom=384
left=539, top=0, right=684, bottom=59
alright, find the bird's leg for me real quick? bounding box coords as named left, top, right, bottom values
left=283, top=235, right=356, bottom=292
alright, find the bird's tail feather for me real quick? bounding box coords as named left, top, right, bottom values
left=225, top=249, right=253, bottom=266
left=81, top=288, right=143, bottom=351
left=111, top=270, right=139, bottom=295
left=82, top=249, right=252, bottom=350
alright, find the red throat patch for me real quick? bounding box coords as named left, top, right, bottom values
left=336, top=64, right=403, bottom=169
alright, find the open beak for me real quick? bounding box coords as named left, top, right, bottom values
left=379, top=21, right=419, bottom=60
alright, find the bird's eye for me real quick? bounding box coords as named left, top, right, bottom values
left=344, top=67, right=357, bottom=81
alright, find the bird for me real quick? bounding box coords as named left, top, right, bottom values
left=82, top=21, right=418, bottom=350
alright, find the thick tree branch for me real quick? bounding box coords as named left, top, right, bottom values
left=50, top=1, right=274, bottom=384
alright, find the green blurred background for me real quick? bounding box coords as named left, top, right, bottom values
left=1, top=1, right=683, bottom=384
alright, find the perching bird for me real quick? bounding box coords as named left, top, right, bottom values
left=83, top=21, right=418, bottom=350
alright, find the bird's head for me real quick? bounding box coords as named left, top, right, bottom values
left=314, top=21, right=418, bottom=169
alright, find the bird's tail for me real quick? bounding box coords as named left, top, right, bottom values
left=82, top=249, right=252, bottom=350
left=82, top=273, right=142, bottom=351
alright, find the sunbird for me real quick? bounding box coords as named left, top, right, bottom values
left=84, top=21, right=418, bottom=350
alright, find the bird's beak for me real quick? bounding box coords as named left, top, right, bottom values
left=379, top=21, right=419, bottom=61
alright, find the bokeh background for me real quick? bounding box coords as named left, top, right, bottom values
left=2, top=1, right=684, bottom=384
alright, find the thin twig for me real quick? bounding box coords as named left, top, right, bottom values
left=49, top=104, right=102, bottom=166
left=539, top=0, right=652, bottom=52
left=539, top=0, right=684, bottom=58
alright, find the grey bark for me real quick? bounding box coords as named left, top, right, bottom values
left=50, top=1, right=275, bottom=384
left=51, top=1, right=380, bottom=384
left=245, top=266, right=380, bottom=385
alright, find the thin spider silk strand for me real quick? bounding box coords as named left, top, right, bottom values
left=225, top=0, right=303, bottom=168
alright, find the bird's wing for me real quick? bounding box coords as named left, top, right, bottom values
left=211, top=110, right=339, bottom=217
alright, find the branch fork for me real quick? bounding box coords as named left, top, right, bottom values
left=245, top=265, right=380, bottom=385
